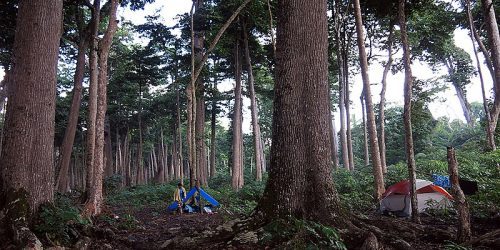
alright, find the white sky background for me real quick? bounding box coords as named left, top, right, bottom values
left=0, top=1, right=493, bottom=133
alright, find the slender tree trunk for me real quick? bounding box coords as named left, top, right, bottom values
left=156, top=130, right=166, bottom=183
left=104, top=117, right=113, bottom=177
left=361, top=93, right=369, bottom=167
left=210, top=77, right=217, bottom=178
left=176, top=76, right=184, bottom=182
left=0, top=69, right=8, bottom=114
left=334, top=5, right=349, bottom=170
left=0, top=0, right=63, bottom=214
left=379, top=24, right=393, bottom=173
left=444, top=59, right=474, bottom=126
left=466, top=0, right=494, bottom=150
left=82, top=0, right=118, bottom=217
left=85, top=0, right=101, bottom=196
left=188, top=2, right=197, bottom=188
left=398, top=0, right=420, bottom=223
left=447, top=147, right=472, bottom=243
left=353, top=0, right=385, bottom=200
left=266, top=0, right=276, bottom=57
left=344, top=60, right=355, bottom=171
left=232, top=37, right=244, bottom=190
left=331, top=113, right=340, bottom=169
left=56, top=35, right=88, bottom=193
left=482, top=0, right=500, bottom=151
left=255, top=0, right=344, bottom=225
left=338, top=64, right=349, bottom=169
left=243, top=23, right=265, bottom=181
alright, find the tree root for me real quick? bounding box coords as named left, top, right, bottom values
left=465, top=229, right=500, bottom=248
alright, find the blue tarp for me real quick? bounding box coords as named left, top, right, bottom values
left=167, top=187, right=220, bottom=212
left=432, top=174, right=451, bottom=188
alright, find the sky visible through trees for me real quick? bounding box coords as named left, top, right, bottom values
left=116, top=0, right=493, bottom=131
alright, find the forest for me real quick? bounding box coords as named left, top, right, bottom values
left=0, top=0, right=499, bottom=249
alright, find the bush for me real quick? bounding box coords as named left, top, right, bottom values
left=34, top=194, right=89, bottom=245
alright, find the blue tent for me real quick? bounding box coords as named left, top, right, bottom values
left=167, top=187, right=220, bottom=212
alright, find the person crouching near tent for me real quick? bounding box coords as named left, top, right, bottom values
left=173, top=183, right=186, bottom=214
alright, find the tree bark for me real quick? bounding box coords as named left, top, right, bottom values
left=398, top=0, right=420, bottom=223
left=232, top=37, right=244, bottom=190
left=447, top=147, right=472, bottom=243
left=482, top=0, right=500, bottom=151
left=56, top=33, right=88, bottom=193
left=0, top=0, right=63, bottom=212
left=465, top=0, right=493, bottom=150
left=379, top=24, right=393, bottom=173
left=85, top=0, right=101, bottom=196
left=353, top=0, right=384, bottom=200
left=344, top=60, right=355, bottom=171
left=331, top=112, right=340, bottom=169
left=361, top=93, right=369, bottom=167
left=243, top=23, right=266, bottom=181
left=210, top=76, right=217, bottom=178
left=82, top=0, right=118, bottom=217
left=255, top=0, right=344, bottom=224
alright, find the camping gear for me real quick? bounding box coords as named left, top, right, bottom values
left=380, top=179, right=453, bottom=217
left=432, top=174, right=478, bottom=195
left=459, top=179, right=478, bottom=195
left=432, top=174, right=451, bottom=188
left=167, top=187, right=220, bottom=213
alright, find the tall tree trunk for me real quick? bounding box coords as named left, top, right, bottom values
left=334, top=4, right=349, bottom=170
left=243, top=23, right=265, bottom=181
left=255, top=0, right=344, bottom=224
left=56, top=34, right=88, bottom=193
left=232, top=37, right=244, bottom=190
left=465, top=0, right=493, bottom=150
left=353, top=0, right=385, bottom=200
left=176, top=76, right=184, bottom=182
left=482, top=0, right=500, bottom=151
left=447, top=147, right=472, bottom=243
left=398, top=0, right=420, bottom=223
left=85, top=0, right=101, bottom=196
left=379, top=24, right=393, bottom=173
left=188, top=2, right=197, bottom=188
left=82, top=0, right=118, bottom=217
left=137, top=86, right=144, bottom=185
left=444, top=59, right=474, bottom=126
left=0, top=0, right=63, bottom=213
left=361, top=93, right=369, bottom=167
left=338, top=63, right=349, bottom=169
left=344, top=58, right=355, bottom=171
left=156, top=130, right=166, bottom=183
left=210, top=76, right=217, bottom=178
left=266, top=0, right=276, bottom=57
left=0, top=69, right=8, bottom=114
left=331, top=112, right=340, bottom=169
left=104, top=117, right=113, bottom=177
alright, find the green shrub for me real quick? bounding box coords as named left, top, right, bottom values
left=261, top=217, right=346, bottom=249
left=34, top=194, right=89, bottom=245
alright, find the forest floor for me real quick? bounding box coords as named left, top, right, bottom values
left=85, top=200, right=500, bottom=250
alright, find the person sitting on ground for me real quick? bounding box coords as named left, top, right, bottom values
left=173, top=182, right=186, bottom=214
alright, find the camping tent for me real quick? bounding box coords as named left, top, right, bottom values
left=380, top=179, right=453, bottom=216
left=167, top=187, right=220, bottom=212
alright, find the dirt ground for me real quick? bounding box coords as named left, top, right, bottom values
left=87, top=202, right=500, bottom=250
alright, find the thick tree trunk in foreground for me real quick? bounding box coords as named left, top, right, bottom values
left=83, top=0, right=118, bottom=217
left=255, top=0, right=343, bottom=223
left=482, top=0, right=500, bottom=151
left=0, top=0, right=63, bottom=212
left=353, top=0, right=384, bottom=200
left=379, top=24, right=393, bottom=173
left=232, top=38, right=244, bottom=190
left=243, top=24, right=266, bottom=181
left=56, top=37, right=88, bottom=193
left=447, top=147, right=471, bottom=243
left=398, top=0, right=419, bottom=223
